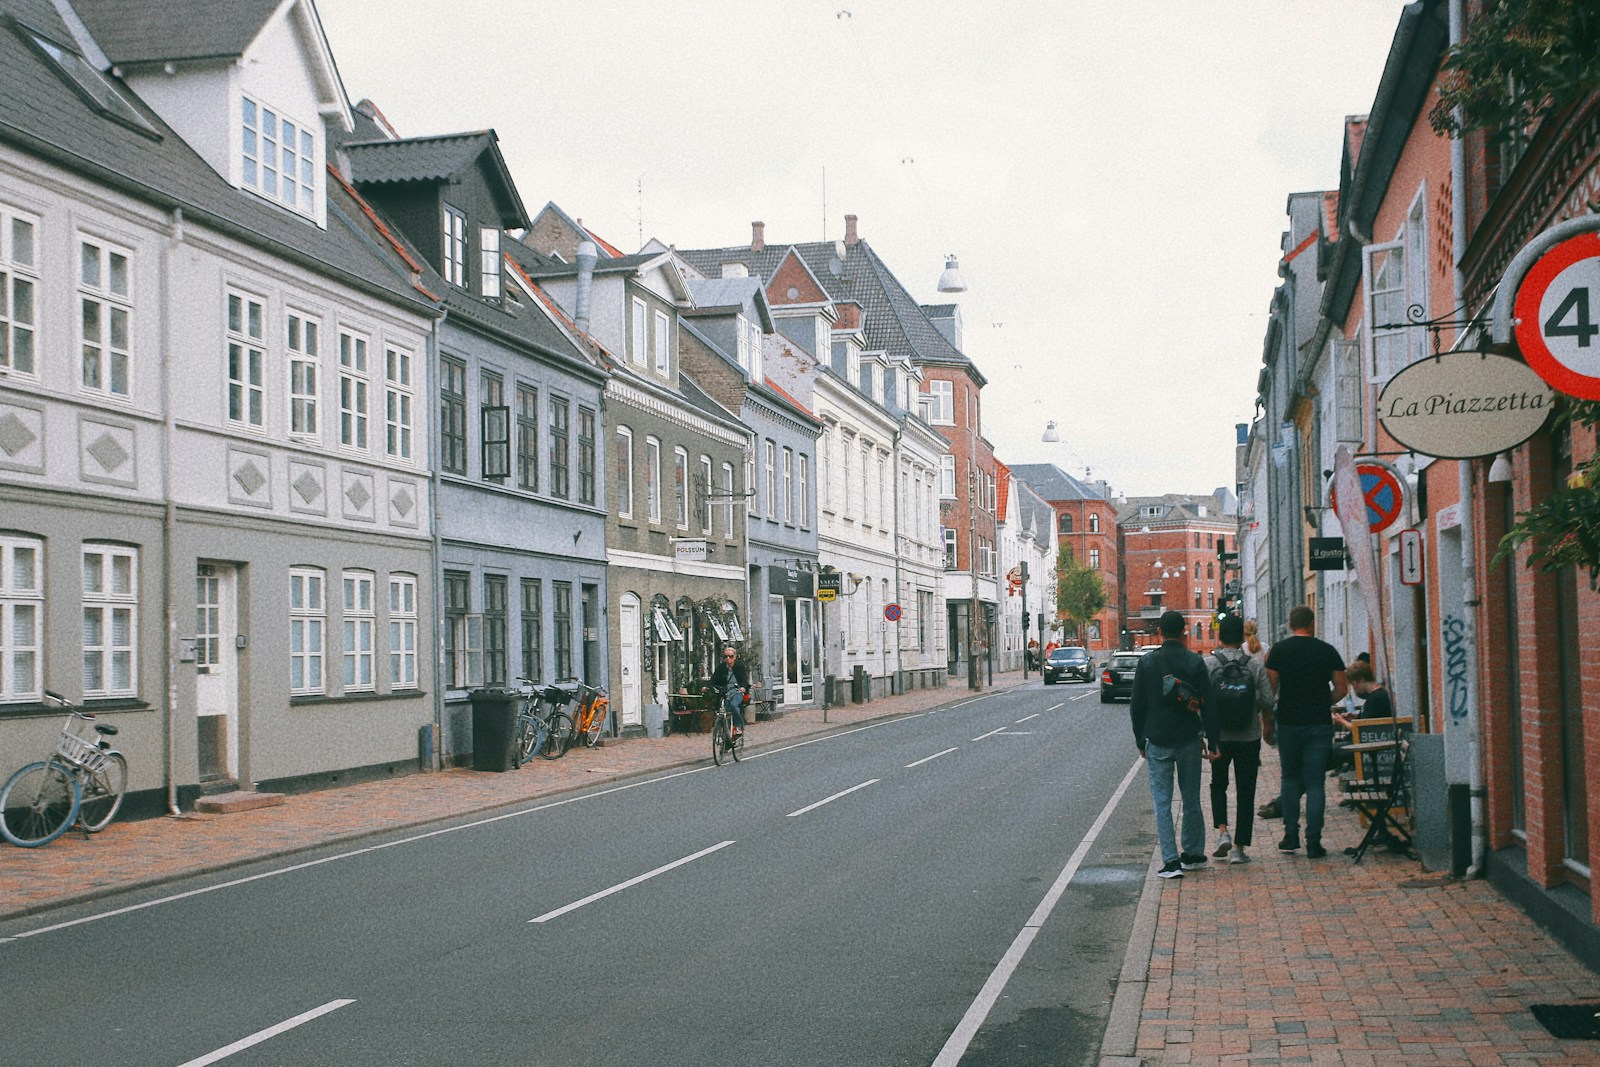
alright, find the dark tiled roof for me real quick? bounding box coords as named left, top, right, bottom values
left=678, top=239, right=982, bottom=381
left=517, top=251, right=663, bottom=278
left=0, top=0, right=429, bottom=309
left=72, top=0, right=280, bottom=64
left=346, top=132, right=493, bottom=185
left=1009, top=464, right=1109, bottom=503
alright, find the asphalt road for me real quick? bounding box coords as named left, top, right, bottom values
left=0, top=680, right=1156, bottom=1067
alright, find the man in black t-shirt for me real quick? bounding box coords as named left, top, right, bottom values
left=1264, top=606, right=1348, bottom=858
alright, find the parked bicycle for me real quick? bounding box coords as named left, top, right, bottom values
left=709, top=680, right=746, bottom=766
left=569, top=681, right=611, bottom=749
left=0, top=690, right=128, bottom=847
left=512, top=678, right=574, bottom=767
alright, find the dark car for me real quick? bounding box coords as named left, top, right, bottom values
left=1043, top=646, right=1094, bottom=684
left=1100, top=650, right=1147, bottom=703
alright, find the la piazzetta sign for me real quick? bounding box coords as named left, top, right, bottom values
left=1377, top=351, right=1553, bottom=459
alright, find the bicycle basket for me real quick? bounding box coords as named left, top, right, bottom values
left=56, top=724, right=105, bottom=770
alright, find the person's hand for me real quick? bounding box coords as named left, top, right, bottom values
left=1203, top=747, right=1222, bottom=763
left=1136, top=744, right=1146, bottom=760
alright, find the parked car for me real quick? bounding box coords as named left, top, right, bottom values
left=1043, top=646, right=1094, bottom=684
left=1100, top=650, right=1147, bottom=703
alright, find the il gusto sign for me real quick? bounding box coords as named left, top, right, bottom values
left=1377, top=351, right=1552, bottom=459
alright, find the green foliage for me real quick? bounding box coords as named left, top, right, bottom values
left=1429, top=0, right=1600, bottom=142
left=1055, top=544, right=1107, bottom=643
left=1493, top=400, right=1600, bottom=588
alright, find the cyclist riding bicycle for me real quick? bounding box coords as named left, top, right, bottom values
left=707, top=645, right=751, bottom=739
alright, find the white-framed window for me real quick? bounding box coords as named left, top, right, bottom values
left=442, top=204, right=466, bottom=287
left=782, top=447, right=794, bottom=523
left=1089, top=513, right=1101, bottom=533
left=746, top=455, right=758, bottom=516
left=842, top=435, right=854, bottom=518
left=287, top=310, right=319, bottom=438
left=226, top=290, right=265, bottom=427
left=342, top=570, right=375, bottom=692
left=82, top=544, right=136, bottom=696
left=749, top=319, right=764, bottom=382
left=654, top=309, right=670, bottom=374
left=674, top=446, right=689, bottom=528
left=943, top=527, right=958, bottom=570
left=339, top=330, right=369, bottom=451
left=289, top=567, right=326, bottom=694
left=515, top=383, right=538, bottom=491
left=764, top=440, right=777, bottom=520
left=646, top=436, right=662, bottom=523
left=389, top=574, right=418, bottom=689
left=241, top=96, right=316, bottom=215
left=1365, top=238, right=1406, bottom=384
left=616, top=426, right=635, bottom=519
left=939, top=454, right=956, bottom=498
left=798, top=453, right=810, bottom=529
left=443, top=571, right=482, bottom=689
left=925, top=379, right=954, bottom=424
left=1089, top=548, right=1101, bottom=569
left=722, top=461, right=736, bottom=537
left=480, top=227, right=501, bottom=299
left=385, top=345, right=413, bottom=460
left=819, top=429, right=830, bottom=511
left=1, top=209, right=39, bottom=377
left=631, top=297, right=648, bottom=366
left=78, top=238, right=131, bottom=396
left=877, top=452, right=887, bottom=529
left=700, top=454, right=714, bottom=534
left=1, top=535, right=42, bottom=701
left=735, top=314, right=751, bottom=370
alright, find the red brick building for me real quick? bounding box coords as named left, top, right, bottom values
left=1009, top=464, right=1120, bottom=657
left=1118, top=494, right=1237, bottom=654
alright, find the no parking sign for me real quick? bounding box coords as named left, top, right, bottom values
left=1330, top=461, right=1406, bottom=534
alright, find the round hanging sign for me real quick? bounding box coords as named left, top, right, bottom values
left=1377, top=350, right=1553, bottom=459
left=1513, top=231, right=1600, bottom=400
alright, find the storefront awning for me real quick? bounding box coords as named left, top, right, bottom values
left=652, top=606, right=683, bottom=642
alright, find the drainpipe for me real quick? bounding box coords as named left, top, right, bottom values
left=1448, top=0, right=1487, bottom=878
left=161, top=208, right=184, bottom=816
left=574, top=241, right=596, bottom=335
left=428, top=313, right=447, bottom=770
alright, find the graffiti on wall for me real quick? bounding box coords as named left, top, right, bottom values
left=1442, top=613, right=1470, bottom=721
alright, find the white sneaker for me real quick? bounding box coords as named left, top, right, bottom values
left=1212, top=831, right=1232, bottom=857
left=1229, top=846, right=1250, bottom=864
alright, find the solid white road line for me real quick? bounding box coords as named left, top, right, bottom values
left=1015, top=714, right=1040, bottom=723
left=176, top=999, right=355, bottom=1067
left=905, top=747, right=959, bottom=769
left=931, top=758, right=1144, bottom=1067
left=1046, top=702, right=1066, bottom=711
left=949, top=697, right=985, bottom=708
left=529, top=840, right=735, bottom=924
left=786, top=779, right=880, bottom=817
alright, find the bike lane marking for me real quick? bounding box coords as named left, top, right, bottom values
left=176, top=999, right=355, bottom=1067
left=905, top=747, right=959, bottom=769
left=529, top=840, right=735, bottom=924
left=1015, top=713, right=1040, bottom=723
left=931, top=757, right=1144, bottom=1067
left=786, top=779, right=880, bottom=818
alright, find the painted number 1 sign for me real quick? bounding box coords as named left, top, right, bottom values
left=1515, top=231, right=1600, bottom=400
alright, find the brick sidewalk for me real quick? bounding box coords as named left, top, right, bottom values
left=0, top=673, right=1009, bottom=920
left=1100, top=753, right=1600, bottom=1066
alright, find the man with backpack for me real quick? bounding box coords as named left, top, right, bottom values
left=1204, top=615, right=1275, bottom=864
left=1130, top=610, right=1219, bottom=879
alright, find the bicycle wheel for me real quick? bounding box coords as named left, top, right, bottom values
left=77, top=751, right=128, bottom=832
left=0, top=760, right=81, bottom=847
left=711, top=717, right=729, bottom=766
left=539, top=712, right=573, bottom=760
left=730, top=724, right=744, bottom=763
left=512, top=716, right=534, bottom=769
left=583, top=702, right=607, bottom=748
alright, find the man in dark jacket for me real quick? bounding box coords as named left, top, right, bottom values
left=708, top=645, right=751, bottom=737
left=1130, top=610, right=1219, bottom=878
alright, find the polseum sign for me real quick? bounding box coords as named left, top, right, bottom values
left=1377, top=351, right=1553, bottom=459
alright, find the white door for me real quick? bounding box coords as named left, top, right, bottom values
left=194, top=564, right=238, bottom=781
left=619, top=594, right=642, bottom=727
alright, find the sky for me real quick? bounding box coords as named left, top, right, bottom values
left=319, top=0, right=1412, bottom=499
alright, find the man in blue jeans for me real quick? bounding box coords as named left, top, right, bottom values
left=708, top=645, right=751, bottom=737
left=1130, top=610, right=1219, bottom=879
left=1265, top=605, right=1348, bottom=859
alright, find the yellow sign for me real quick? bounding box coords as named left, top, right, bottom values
left=817, top=588, right=837, bottom=602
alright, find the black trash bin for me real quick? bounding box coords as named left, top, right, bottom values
left=469, top=687, right=519, bottom=772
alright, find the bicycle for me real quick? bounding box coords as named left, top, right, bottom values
left=511, top=679, right=575, bottom=767
left=569, top=681, right=611, bottom=749
left=0, top=690, right=128, bottom=847
left=709, top=682, right=747, bottom=766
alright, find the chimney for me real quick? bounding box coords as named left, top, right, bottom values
left=574, top=240, right=597, bottom=334
left=844, top=214, right=859, bottom=246
left=751, top=221, right=765, bottom=252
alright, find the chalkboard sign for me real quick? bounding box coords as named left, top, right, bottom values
left=1350, top=717, right=1412, bottom=785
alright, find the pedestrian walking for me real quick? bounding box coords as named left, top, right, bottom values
left=1130, top=610, right=1218, bottom=879
left=1264, top=605, right=1348, bottom=859
left=1203, top=615, right=1274, bottom=865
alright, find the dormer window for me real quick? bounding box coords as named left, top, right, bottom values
left=442, top=205, right=466, bottom=286
left=241, top=97, right=315, bottom=215
left=480, top=228, right=501, bottom=299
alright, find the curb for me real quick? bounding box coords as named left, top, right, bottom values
left=1097, top=849, right=1162, bottom=1066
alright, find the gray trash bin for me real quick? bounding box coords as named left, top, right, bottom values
left=469, top=687, right=519, bottom=772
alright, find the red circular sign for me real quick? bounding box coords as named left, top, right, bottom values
left=1514, top=231, right=1600, bottom=400
left=1330, top=463, right=1405, bottom=533
left=884, top=603, right=902, bottom=622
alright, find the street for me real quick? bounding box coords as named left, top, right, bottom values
left=1, top=680, right=1153, bottom=1067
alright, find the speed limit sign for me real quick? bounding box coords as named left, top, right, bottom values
left=1514, top=231, right=1600, bottom=400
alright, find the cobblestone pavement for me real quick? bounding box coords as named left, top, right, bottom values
left=5, top=672, right=1598, bottom=1065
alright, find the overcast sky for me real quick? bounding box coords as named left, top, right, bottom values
left=320, top=0, right=1411, bottom=498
